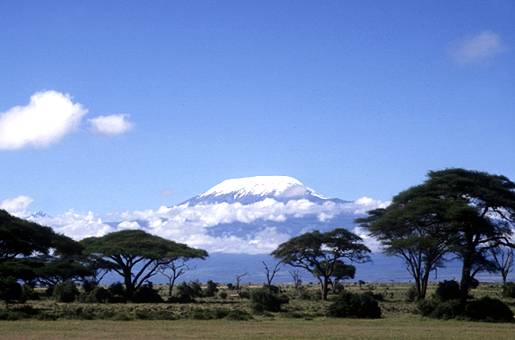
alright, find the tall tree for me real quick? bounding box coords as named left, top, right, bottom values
left=412, top=169, right=515, bottom=300
left=357, top=196, right=451, bottom=300
left=272, top=228, right=370, bottom=300
left=81, top=230, right=207, bottom=298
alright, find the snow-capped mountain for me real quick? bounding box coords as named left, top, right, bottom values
left=184, top=176, right=346, bottom=205
left=17, top=176, right=387, bottom=254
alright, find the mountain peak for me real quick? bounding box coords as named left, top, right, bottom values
left=184, top=175, right=328, bottom=205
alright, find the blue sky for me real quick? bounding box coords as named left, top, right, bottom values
left=1, top=1, right=514, bottom=215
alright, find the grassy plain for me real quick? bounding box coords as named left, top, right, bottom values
left=0, top=283, right=514, bottom=340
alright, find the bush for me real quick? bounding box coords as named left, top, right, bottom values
left=0, top=277, right=24, bottom=303
left=327, top=292, right=381, bottom=319
left=417, top=299, right=437, bottom=316
left=22, top=284, right=39, bottom=300
left=406, top=285, right=418, bottom=302
left=431, top=300, right=463, bottom=320
left=82, top=280, right=97, bottom=293
left=83, top=287, right=112, bottom=303
left=132, top=283, right=163, bottom=303
left=435, top=280, right=461, bottom=301
left=53, top=281, right=79, bottom=303
left=171, top=282, right=203, bottom=303
left=502, top=282, right=515, bottom=298
left=238, top=290, right=250, bottom=299
left=218, top=291, right=227, bottom=299
left=250, top=288, right=289, bottom=313
left=108, top=282, right=126, bottom=296
left=464, top=297, right=514, bottom=322
left=204, top=280, right=218, bottom=297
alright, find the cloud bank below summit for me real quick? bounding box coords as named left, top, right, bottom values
left=2, top=195, right=388, bottom=254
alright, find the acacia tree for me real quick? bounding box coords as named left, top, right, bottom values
left=490, top=245, right=514, bottom=285
left=409, top=169, right=515, bottom=300
left=272, top=228, right=370, bottom=300
left=262, top=261, right=281, bottom=291
left=357, top=196, right=451, bottom=300
left=81, top=230, right=207, bottom=298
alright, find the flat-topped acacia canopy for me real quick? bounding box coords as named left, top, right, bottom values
left=80, top=230, right=208, bottom=297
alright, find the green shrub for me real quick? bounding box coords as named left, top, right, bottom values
left=435, top=280, right=461, bottom=301
left=132, top=283, right=163, bottom=303
left=417, top=299, right=437, bottom=316
left=0, top=310, right=22, bottom=320
left=172, top=282, right=203, bottom=303
left=83, top=287, right=112, bottom=303
left=204, top=280, right=218, bottom=297
left=22, top=284, right=39, bottom=300
left=464, top=297, right=513, bottom=322
left=502, top=282, right=515, bottom=298
left=108, top=282, right=126, bottom=303
left=53, top=281, right=79, bottom=303
left=327, top=292, right=381, bottom=319
left=0, top=277, right=24, bottom=303
left=430, top=300, right=463, bottom=320
left=405, top=285, right=418, bottom=302
left=250, top=288, right=289, bottom=313
left=111, top=311, right=133, bottom=321
left=218, top=291, right=228, bottom=299
left=82, top=280, right=97, bottom=293
left=238, top=290, right=250, bottom=299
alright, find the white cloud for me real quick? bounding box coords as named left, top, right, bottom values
left=0, top=91, right=87, bottom=150
left=24, top=196, right=389, bottom=254
left=352, top=226, right=382, bottom=253
left=451, top=31, right=505, bottom=64
left=89, top=114, right=133, bottom=136
left=0, top=195, right=34, bottom=217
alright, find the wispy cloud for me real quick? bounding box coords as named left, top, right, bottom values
left=450, top=31, right=505, bottom=64
left=0, top=91, right=87, bottom=150
left=89, top=114, right=133, bottom=136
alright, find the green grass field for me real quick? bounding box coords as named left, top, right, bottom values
left=1, top=283, right=514, bottom=339
left=1, top=316, right=515, bottom=340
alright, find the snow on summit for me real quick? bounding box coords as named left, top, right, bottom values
left=200, top=176, right=318, bottom=199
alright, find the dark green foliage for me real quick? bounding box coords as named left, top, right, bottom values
left=82, top=280, right=97, bottom=293
left=204, top=280, right=218, bottom=297
left=272, top=228, right=370, bottom=300
left=238, top=290, right=250, bottom=299
left=250, top=288, right=289, bottom=313
left=464, top=297, right=514, bottom=322
left=430, top=300, right=463, bottom=320
left=405, top=285, right=418, bottom=302
left=82, top=287, right=112, bottom=303
left=418, top=296, right=513, bottom=322
left=52, top=280, right=79, bottom=302
left=0, top=277, right=24, bottom=303
left=80, top=230, right=207, bottom=297
left=502, top=282, right=515, bottom=298
left=327, top=292, right=381, bottom=319
left=108, top=282, right=126, bottom=296
left=21, top=284, right=39, bottom=300
left=132, top=283, right=163, bottom=303
left=171, top=281, right=203, bottom=303
left=218, top=291, right=227, bottom=299
left=435, top=280, right=461, bottom=301
left=226, top=283, right=234, bottom=290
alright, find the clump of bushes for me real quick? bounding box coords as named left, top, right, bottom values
left=250, top=288, right=289, bottom=313
left=170, top=281, right=203, bottom=303
left=327, top=292, right=381, bottom=319
left=405, top=285, right=418, bottom=302
left=132, top=283, right=163, bottom=303
left=464, top=297, right=514, bottom=322
left=502, top=282, right=515, bottom=298
left=107, top=282, right=127, bottom=303
left=0, top=277, right=24, bottom=303
left=434, top=280, right=461, bottom=301
left=218, top=291, right=228, bottom=299
left=53, top=281, right=79, bottom=303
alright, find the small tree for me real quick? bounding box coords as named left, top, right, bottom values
left=158, top=260, right=191, bottom=298
left=272, top=228, right=370, bottom=300
left=289, top=270, right=302, bottom=294
left=490, top=245, right=514, bottom=285
left=262, top=261, right=281, bottom=292
left=235, top=272, right=248, bottom=291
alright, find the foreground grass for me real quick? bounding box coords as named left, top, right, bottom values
left=1, top=315, right=515, bottom=340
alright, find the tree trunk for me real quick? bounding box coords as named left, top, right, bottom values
left=123, top=269, right=134, bottom=298
left=460, top=254, right=473, bottom=302
left=321, top=277, right=329, bottom=300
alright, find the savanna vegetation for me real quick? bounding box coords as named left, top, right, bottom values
left=1, top=168, right=514, bottom=339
